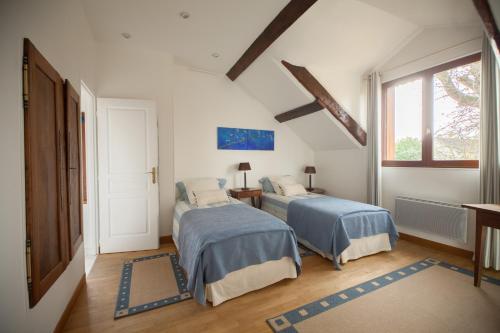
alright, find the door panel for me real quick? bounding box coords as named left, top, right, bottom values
left=65, top=80, right=83, bottom=259
left=97, top=99, right=159, bottom=253
left=23, top=38, right=69, bottom=307
left=107, top=108, right=148, bottom=172
left=109, top=197, right=149, bottom=235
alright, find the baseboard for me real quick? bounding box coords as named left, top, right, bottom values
left=159, top=235, right=173, bottom=244
left=399, top=232, right=473, bottom=259
left=54, top=274, right=86, bottom=333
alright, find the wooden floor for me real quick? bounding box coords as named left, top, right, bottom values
left=63, top=240, right=500, bottom=333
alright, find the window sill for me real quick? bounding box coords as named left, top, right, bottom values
left=382, top=160, right=479, bottom=169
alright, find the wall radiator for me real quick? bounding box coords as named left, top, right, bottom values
left=395, top=196, right=467, bottom=243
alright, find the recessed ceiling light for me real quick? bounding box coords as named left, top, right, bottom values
left=179, top=11, right=190, bottom=19
left=211, top=53, right=220, bottom=58
left=121, top=32, right=131, bottom=39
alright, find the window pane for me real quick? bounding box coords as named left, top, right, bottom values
left=432, top=61, right=480, bottom=160
left=393, top=79, right=423, bottom=161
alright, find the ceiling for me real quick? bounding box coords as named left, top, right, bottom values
left=82, top=0, right=288, bottom=73
left=357, top=0, right=481, bottom=27
left=237, top=0, right=418, bottom=150
left=82, top=0, right=482, bottom=151
left=82, top=0, right=481, bottom=75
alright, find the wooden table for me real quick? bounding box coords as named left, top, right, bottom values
left=229, top=188, right=262, bottom=209
left=462, top=204, right=500, bottom=287
left=306, top=187, right=325, bottom=194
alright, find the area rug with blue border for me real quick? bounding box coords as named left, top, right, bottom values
left=267, top=258, right=500, bottom=332
left=114, top=252, right=191, bottom=319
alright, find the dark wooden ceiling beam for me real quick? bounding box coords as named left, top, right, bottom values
left=226, top=0, right=317, bottom=81
left=282, top=60, right=367, bottom=146
left=473, top=0, right=500, bottom=52
left=275, top=100, right=323, bottom=123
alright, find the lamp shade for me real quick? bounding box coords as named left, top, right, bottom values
left=304, top=166, right=316, bottom=174
left=238, top=162, right=251, bottom=171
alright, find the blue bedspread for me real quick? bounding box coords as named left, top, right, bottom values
left=178, top=204, right=302, bottom=304
left=287, top=196, right=398, bottom=269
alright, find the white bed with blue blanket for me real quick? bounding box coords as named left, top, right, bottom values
left=173, top=178, right=302, bottom=306
left=260, top=177, right=398, bottom=268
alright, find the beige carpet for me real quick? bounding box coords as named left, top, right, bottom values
left=114, top=253, right=191, bottom=318
left=268, top=259, right=500, bottom=333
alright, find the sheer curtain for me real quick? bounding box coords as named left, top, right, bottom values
left=367, top=72, right=382, bottom=206
left=480, top=34, right=500, bottom=270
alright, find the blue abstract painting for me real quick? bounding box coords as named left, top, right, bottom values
left=217, top=127, right=274, bottom=151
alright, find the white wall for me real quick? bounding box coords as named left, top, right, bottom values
left=378, top=25, right=482, bottom=250
left=382, top=168, right=479, bottom=250
left=490, top=0, right=500, bottom=32
left=0, top=0, right=96, bottom=332
left=315, top=149, right=368, bottom=202
left=380, top=25, right=482, bottom=82
left=95, top=43, right=175, bottom=236
left=311, top=78, right=368, bottom=202
left=173, top=65, right=314, bottom=232
left=312, top=25, right=482, bottom=251
left=95, top=50, right=315, bottom=237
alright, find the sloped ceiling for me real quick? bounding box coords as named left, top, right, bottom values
left=237, top=0, right=418, bottom=150
left=357, top=0, right=480, bottom=27
left=379, top=24, right=483, bottom=82
left=82, top=0, right=482, bottom=151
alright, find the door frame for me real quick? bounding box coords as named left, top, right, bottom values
left=80, top=81, right=99, bottom=256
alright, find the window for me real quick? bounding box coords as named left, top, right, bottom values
left=382, top=53, right=480, bottom=168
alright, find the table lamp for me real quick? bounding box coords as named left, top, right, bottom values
left=304, top=166, right=316, bottom=191
left=238, top=162, right=251, bottom=190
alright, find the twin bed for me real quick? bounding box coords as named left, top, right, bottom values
left=173, top=176, right=398, bottom=306
left=173, top=198, right=301, bottom=306
left=261, top=192, right=398, bottom=268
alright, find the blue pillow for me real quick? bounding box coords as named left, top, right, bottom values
left=176, top=178, right=227, bottom=201
left=217, top=178, right=227, bottom=189
left=259, top=177, right=275, bottom=193
left=176, top=181, right=189, bottom=201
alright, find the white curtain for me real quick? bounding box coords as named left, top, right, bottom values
left=367, top=72, right=382, bottom=206
left=480, top=34, right=500, bottom=271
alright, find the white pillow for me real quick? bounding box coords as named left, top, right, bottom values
left=281, top=183, right=307, bottom=196
left=270, top=175, right=297, bottom=195
left=267, top=176, right=281, bottom=194
left=183, top=178, right=220, bottom=204
left=193, top=189, right=230, bottom=206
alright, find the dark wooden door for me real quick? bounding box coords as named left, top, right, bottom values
left=65, top=80, right=83, bottom=259
left=23, top=38, right=69, bottom=307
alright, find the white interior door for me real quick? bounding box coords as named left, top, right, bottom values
left=97, top=98, right=159, bottom=253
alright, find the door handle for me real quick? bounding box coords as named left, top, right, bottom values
left=145, top=167, right=157, bottom=184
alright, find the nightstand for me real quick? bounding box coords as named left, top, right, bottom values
left=229, top=188, right=262, bottom=209
left=306, top=188, right=325, bottom=194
